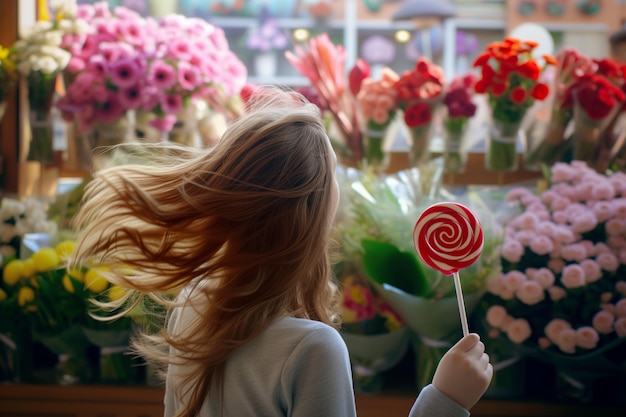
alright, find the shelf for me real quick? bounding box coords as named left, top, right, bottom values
left=0, top=384, right=624, bottom=417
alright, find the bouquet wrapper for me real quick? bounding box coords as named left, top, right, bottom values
left=373, top=283, right=483, bottom=389
left=341, top=327, right=410, bottom=392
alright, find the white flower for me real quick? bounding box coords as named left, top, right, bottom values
left=50, top=0, right=77, bottom=19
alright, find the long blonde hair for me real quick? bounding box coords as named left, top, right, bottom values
left=70, top=88, right=340, bottom=417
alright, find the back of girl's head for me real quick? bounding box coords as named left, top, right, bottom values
left=71, top=85, right=338, bottom=328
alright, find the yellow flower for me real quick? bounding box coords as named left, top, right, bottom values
left=66, top=268, right=85, bottom=282
left=62, top=274, right=76, bottom=293
left=55, top=240, right=76, bottom=261
left=108, top=285, right=126, bottom=302
left=84, top=267, right=110, bottom=293
left=30, top=277, right=39, bottom=288
left=0, top=46, right=17, bottom=80
left=18, top=286, right=35, bottom=306
left=3, top=259, right=24, bottom=286
left=22, top=258, right=36, bottom=278
left=0, top=288, right=7, bottom=302
left=32, top=247, right=60, bottom=272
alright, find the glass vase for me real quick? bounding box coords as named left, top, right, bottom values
left=406, top=123, right=433, bottom=168
left=33, top=325, right=93, bottom=385
left=569, top=105, right=617, bottom=171
left=26, top=70, right=58, bottom=165
left=523, top=109, right=570, bottom=171
left=442, top=125, right=469, bottom=174
left=168, top=104, right=199, bottom=147
left=89, top=114, right=132, bottom=170
left=361, top=128, right=390, bottom=175
left=485, top=119, right=522, bottom=172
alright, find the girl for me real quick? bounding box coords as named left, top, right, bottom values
left=70, top=88, right=492, bottom=417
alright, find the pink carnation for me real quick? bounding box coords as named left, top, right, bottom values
left=574, top=326, right=599, bottom=350
left=616, top=299, right=626, bottom=317
left=616, top=281, right=626, bottom=297
left=580, top=259, right=602, bottom=283
left=571, top=211, right=598, bottom=234
left=505, top=187, right=533, bottom=202
left=538, top=337, right=551, bottom=349
left=551, top=196, right=570, bottom=211
left=605, top=218, right=626, bottom=235
left=552, top=210, right=568, bottom=224
left=614, top=198, right=626, bottom=219
left=535, top=268, right=555, bottom=288
left=486, top=274, right=505, bottom=295
left=561, top=243, right=588, bottom=263
left=501, top=239, right=524, bottom=263
left=504, top=271, right=526, bottom=291
left=608, top=236, right=626, bottom=250
left=545, top=318, right=572, bottom=343
left=554, top=226, right=575, bottom=244
left=551, top=162, right=576, bottom=183
left=548, top=258, right=565, bottom=274
left=486, top=305, right=508, bottom=328
left=591, top=181, right=617, bottom=201
left=561, top=264, right=586, bottom=288
left=516, top=281, right=545, bottom=305
left=592, top=242, right=611, bottom=256
left=615, top=317, right=626, bottom=338
left=592, top=310, right=615, bottom=334
left=536, top=221, right=557, bottom=237
left=597, top=252, right=619, bottom=273
left=592, top=201, right=615, bottom=222
left=548, top=285, right=567, bottom=301
left=515, top=230, right=535, bottom=246
left=529, top=235, right=554, bottom=256
left=506, top=318, right=532, bottom=344
left=515, top=212, right=540, bottom=230
left=556, top=328, right=577, bottom=354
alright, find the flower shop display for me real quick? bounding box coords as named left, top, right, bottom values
left=338, top=266, right=408, bottom=393
left=335, top=166, right=502, bottom=390
left=13, top=16, right=71, bottom=165
left=394, top=57, right=445, bottom=168
left=356, top=65, right=399, bottom=175
left=0, top=44, right=17, bottom=124
left=56, top=1, right=246, bottom=161
left=473, top=37, right=554, bottom=172
left=441, top=73, right=478, bottom=173
left=286, top=34, right=362, bottom=165
left=526, top=49, right=626, bottom=173
left=481, top=161, right=626, bottom=402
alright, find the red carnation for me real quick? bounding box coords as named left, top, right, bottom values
left=510, top=87, right=527, bottom=104
left=530, top=83, right=549, bottom=100
left=404, top=102, right=432, bottom=128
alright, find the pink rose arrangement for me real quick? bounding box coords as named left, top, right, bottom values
left=483, top=161, right=626, bottom=358
left=355, top=66, right=400, bottom=174
left=57, top=2, right=246, bottom=137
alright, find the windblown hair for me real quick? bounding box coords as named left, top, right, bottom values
left=70, top=88, right=340, bottom=417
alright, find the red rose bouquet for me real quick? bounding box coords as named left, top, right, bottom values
left=473, top=37, right=554, bottom=172
left=393, top=57, right=445, bottom=167
left=561, top=62, right=625, bottom=169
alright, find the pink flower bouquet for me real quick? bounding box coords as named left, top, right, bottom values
left=481, top=161, right=626, bottom=400
left=356, top=67, right=399, bottom=174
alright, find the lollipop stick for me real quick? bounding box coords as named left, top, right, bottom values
left=453, top=271, right=469, bottom=336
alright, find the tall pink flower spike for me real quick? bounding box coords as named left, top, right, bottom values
left=413, top=202, right=484, bottom=336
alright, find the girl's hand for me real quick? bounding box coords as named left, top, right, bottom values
left=432, top=333, right=493, bottom=410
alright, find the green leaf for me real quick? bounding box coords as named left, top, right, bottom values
left=361, top=239, right=429, bottom=296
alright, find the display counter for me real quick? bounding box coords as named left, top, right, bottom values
left=0, top=384, right=624, bottom=417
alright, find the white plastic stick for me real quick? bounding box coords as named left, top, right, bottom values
left=453, top=271, right=469, bottom=336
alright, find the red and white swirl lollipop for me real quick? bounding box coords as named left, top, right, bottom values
left=413, top=202, right=484, bottom=335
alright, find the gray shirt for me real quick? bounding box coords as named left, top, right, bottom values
left=165, top=313, right=469, bottom=417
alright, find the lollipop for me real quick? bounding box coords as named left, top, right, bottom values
left=413, top=202, right=484, bottom=336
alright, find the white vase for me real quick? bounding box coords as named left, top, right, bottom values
left=254, top=51, right=279, bottom=80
